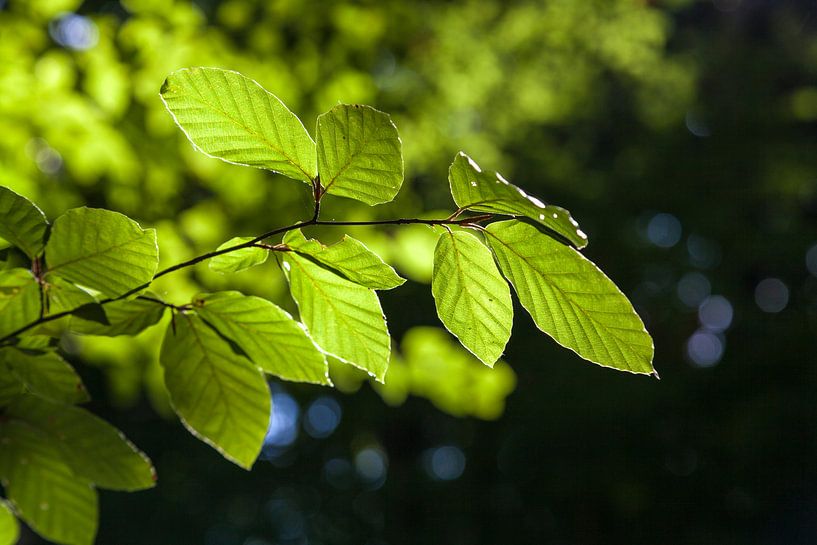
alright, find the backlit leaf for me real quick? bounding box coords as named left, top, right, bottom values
left=69, top=297, right=165, bottom=336
left=0, top=268, right=41, bottom=339
left=0, top=499, right=19, bottom=545
left=44, top=277, right=96, bottom=315
left=161, top=67, right=316, bottom=183
left=449, top=152, right=588, bottom=249
left=485, top=220, right=654, bottom=374
left=44, top=208, right=158, bottom=298
left=317, top=104, right=403, bottom=205
left=6, top=396, right=155, bottom=491
left=283, top=229, right=404, bottom=290
left=432, top=230, right=513, bottom=366
left=196, top=291, right=329, bottom=385
left=279, top=253, right=390, bottom=381
left=209, top=237, right=268, bottom=274
left=0, top=348, right=88, bottom=404
left=0, top=419, right=97, bottom=545
left=159, top=312, right=270, bottom=469
left=0, top=186, right=48, bottom=259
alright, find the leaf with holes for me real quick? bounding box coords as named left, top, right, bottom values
left=196, top=291, right=329, bottom=385
left=0, top=187, right=48, bottom=259
left=209, top=237, right=268, bottom=274
left=161, top=67, right=316, bottom=183
left=0, top=348, right=88, bottom=404
left=0, top=419, right=98, bottom=545
left=485, top=220, right=654, bottom=374
left=0, top=499, right=18, bottom=545
left=0, top=268, right=41, bottom=339
left=6, top=396, right=155, bottom=491
left=279, top=252, right=390, bottom=381
left=159, top=312, right=270, bottom=469
left=283, top=230, right=404, bottom=290
left=44, top=208, right=158, bottom=298
left=317, top=104, right=403, bottom=205
left=449, top=152, right=587, bottom=249
left=432, top=230, right=513, bottom=366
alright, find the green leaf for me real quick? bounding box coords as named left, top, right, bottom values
left=69, top=297, right=165, bottom=336
left=0, top=186, right=48, bottom=259
left=159, top=312, right=270, bottom=469
left=195, top=291, right=329, bottom=385
left=0, top=419, right=98, bottom=545
left=44, top=277, right=97, bottom=315
left=0, top=499, right=19, bottom=545
left=317, top=104, right=403, bottom=205
left=283, top=230, right=405, bottom=290
left=279, top=252, right=390, bottom=381
left=161, top=67, right=316, bottom=183
left=0, top=268, right=41, bottom=339
left=431, top=230, right=513, bottom=366
left=209, top=237, right=268, bottom=274
left=449, top=152, right=588, bottom=249
left=485, top=220, right=654, bottom=374
left=0, top=370, right=23, bottom=408
left=44, top=207, right=159, bottom=298
left=0, top=348, right=88, bottom=404
left=6, top=396, right=155, bottom=491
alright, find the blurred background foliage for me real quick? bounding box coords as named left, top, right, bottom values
left=2, top=0, right=817, bottom=543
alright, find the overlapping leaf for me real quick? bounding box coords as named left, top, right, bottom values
left=69, top=297, right=165, bottom=336
left=161, top=67, right=317, bottom=182
left=280, top=252, right=390, bottom=381
left=209, top=237, right=268, bottom=273
left=485, top=220, right=654, bottom=374
left=449, top=152, right=588, bottom=249
left=44, top=208, right=158, bottom=298
left=0, top=500, right=18, bottom=545
left=431, top=230, right=513, bottom=366
left=7, top=396, right=155, bottom=491
left=159, top=312, right=270, bottom=469
left=0, top=187, right=48, bottom=259
left=317, top=104, right=403, bottom=205
left=283, top=230, right=404, bottom=290
left=196, top=291, right=329, bottom=385
left=0, top=419, right=98, bottom=545
left=0, top=348, right=88, bottom=404
left=0, top=268, right=41, bottom=339
left=44, top=277, right=96, bottom=315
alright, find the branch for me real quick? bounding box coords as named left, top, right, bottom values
left=0, top=212, right=494, bottom=344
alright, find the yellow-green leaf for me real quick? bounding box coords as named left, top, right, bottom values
left=0, top=269, right=41, bottom=339
left=209, top=237, right=268, bottom=274
left=0, top=186, right=48, bottom=259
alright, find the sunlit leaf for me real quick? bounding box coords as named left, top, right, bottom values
left=195, top=291, right=329, bottom=385
left=159, top=312, right=270, bottom=469
left=161, top=67, right=316, bottom=183
left=69, top=297, right=165, bottom=336
left=6, top=396, right=155, bottom=491
left=279, top=252, right=390, bottom=381
left=44, top=208, right=158, bottom=298
left=0, top=420, right=97, bottom=545
left=0, top=348, right=88, bottom=404
left=485, top=220, right=654, bottom=374
left=317, top=104, right=403, bottom=205
left=432, top=230, right=513, bottom=366
left=0, top=499, right=19, bottom=545
left=0, top=268, right=41, bottom=339
left=0, top=186, right=48, bottom=259
left=209, top=237, right=268, bottom=274
left=44, top=277, right=97, bottom=315
left=283, top=229, right=405, bottom=290
left=449, top=152, right=588, bottom=249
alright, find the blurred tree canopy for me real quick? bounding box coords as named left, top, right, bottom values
left=2, top=0, right=817, bottom=544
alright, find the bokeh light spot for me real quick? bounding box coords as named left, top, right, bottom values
left=304, top=396, right=342, bottom=439
left=698, top=295, right=733, bottom=332
left=647, top=213, right=682, bottom=248
left=754, top=278, right=789, bottom=313
left=423, top=446, right=466, bottom=481
left=260, top=389, right=299, bottom=460
left=677, top=272, right=711, bottom=308
left=49, top=13, right=98, bottom=51
left=687, top=329, right=724, bottom=367
left=806, top=244, right=817, bottom=276
left=355, top=448, right=388, bottom=488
